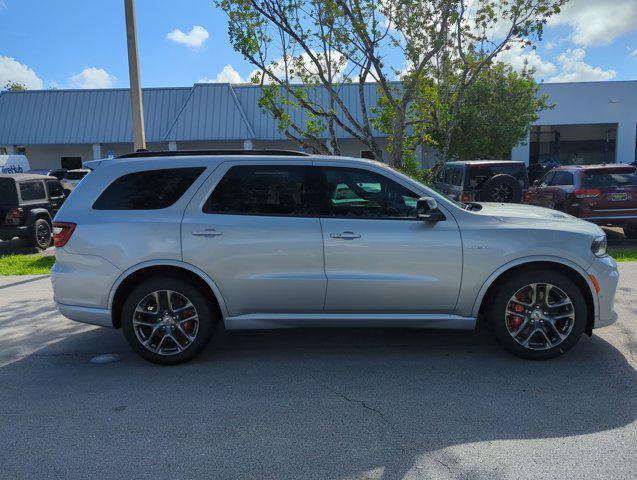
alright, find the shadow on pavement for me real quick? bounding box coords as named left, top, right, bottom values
left=0, top=320, right=635, bottom=479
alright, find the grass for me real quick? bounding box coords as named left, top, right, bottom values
left=608, top=247, right=637, bottom=262
left=0, top=254, right=55, bottom=275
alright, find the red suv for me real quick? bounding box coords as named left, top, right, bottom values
left=524, top=164, right=637, bottom=238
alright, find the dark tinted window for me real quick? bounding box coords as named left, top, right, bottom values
left=582, top=169, right=637, bottom=188
left=451, top=168, right=463, bottom=186
left=539, top=171, right=555, bottom=187
left=322, top=167, right=419, bottom=219
left=46, top=180, right=65, bottom=198
left=468, top=164, right=526, bottom=189
left=551, top=171, right=574, bottom=186
left=204, top=166, right=320, bottom=216
left=93, top=168, right=204, bottom=210
left=65, top=171, right=88, bottom=180
left=19, top=181, right=46, bottom=201
left=0, top=179, right=18, bottom=205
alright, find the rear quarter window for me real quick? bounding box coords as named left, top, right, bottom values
left=19, top=181, right=46, bottom=201
left=93, top=167, right=205, bottom=210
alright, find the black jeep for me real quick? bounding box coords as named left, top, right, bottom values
left=0, top=174, right=66, bottom=249
left=433, top=160, right=529, bottom=204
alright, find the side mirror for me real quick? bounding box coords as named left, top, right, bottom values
left=417, top=196, right=445, bottom=222
left=532, top=179, right=539, bottom=187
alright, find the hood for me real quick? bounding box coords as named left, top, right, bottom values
left=473, top=202, right=604, bottom=236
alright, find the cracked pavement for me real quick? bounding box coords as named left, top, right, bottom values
left=0, top=264, right=636, bottom=479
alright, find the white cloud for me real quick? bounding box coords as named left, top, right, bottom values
left=0, top=56, right=44, bottom=89
left=69, top=67, right=116, bottom=89
left=629, top=49, right=637, bottom=58
left=550, top=0, right=637, bottom=47
left=548, top=49, right=616, bottom=83
left=496, top=44, right=557, bottom=79
left=0, top=1, right=7, bottom=11
left=166, top=26, right=209, bottom=48
left=199, top=65, right=245, bottom=84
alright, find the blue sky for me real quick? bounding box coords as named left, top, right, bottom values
left=1, top=0, right=637, bottom=90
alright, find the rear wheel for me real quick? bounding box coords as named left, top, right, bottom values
left=121, top=276, right=218, bottom=364
left=30, top=218, right=52, bottom=249
left=487, top=269, right=587, bottom=359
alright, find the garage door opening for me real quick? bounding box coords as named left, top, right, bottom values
left=530, top=124, right=617, bottom=166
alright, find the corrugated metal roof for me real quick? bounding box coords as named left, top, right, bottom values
left=0, top=82, right=385, bottom=145
left=0, top=87, right=192, bottom=144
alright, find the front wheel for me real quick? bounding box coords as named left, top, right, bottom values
left=487, top=270, right=587, bottom=359
left=121, top=276, right=218, bottom=364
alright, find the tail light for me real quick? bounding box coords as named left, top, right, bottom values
left=574, top=188, right=601, bottom=198
left=5, top=207, right=24, bottom=225
left=52, top=222, right=76, bottom=247
left=523, top=190, right=532, bottom=203
left=460, top=192, right=472, bottom=203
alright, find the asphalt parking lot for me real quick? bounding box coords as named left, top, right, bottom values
left=0, top=265, right=635, bottom=480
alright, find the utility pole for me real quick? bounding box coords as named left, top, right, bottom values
left=124, top=0, right=147, bottom=151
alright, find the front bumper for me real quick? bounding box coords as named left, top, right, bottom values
left=587, top=255, right=619, bottom=328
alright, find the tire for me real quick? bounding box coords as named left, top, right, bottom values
left=486, top=269, right=587, bottom=360
left=480, top=174, right=522, bottom=203
left=623, top=225, right=637, bottom=239
left=30, top=218, right=52, bottom=249
left=121, top=276, right=218, bottom=365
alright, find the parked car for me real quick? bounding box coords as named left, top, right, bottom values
left=27, top=168, right=67, bottom=180
left=60, top=168, right=90, bottom=193
left=524, top=164, right=637, bottom=239
left=51, top=150, right=618, bottom=364
left=0, top=174, right=66, bottom=248
left=434, top=160, right=529, bottom=203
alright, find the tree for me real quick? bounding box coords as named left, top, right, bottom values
left=3, top=81, right=27, bottom=91
left=216, top=0, right=566, bottom=166
left=433, top=63, right=551, bottom=160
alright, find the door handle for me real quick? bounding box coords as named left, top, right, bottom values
left=191, top=229, right=223, bottom=237
left=330, top=231, right=361, bottom=240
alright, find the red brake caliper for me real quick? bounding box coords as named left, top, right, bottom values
left=509, top=302, right=525, bottom=329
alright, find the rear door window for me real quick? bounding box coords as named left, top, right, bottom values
left=46, top=180, right=65, bottom=198
left=204, top=165, right=320, bottom=216
left=93, top=167, right=205, bottom=210
left=19, top=181, right=46, bottom=201
left=551, top=171, right=574, bottom=186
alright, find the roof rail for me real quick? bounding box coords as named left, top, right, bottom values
left=116, top=149, right=310, bottom=159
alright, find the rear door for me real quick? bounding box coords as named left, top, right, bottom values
left=181, top=161, right=327, bottom=317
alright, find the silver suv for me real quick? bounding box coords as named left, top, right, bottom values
left=51, top=151, right=619, bottom=364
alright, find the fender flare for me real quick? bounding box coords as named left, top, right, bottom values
left=107, top=259, right=230, bottom=319
left=25, top=208, right=51, bottom=226
left=470, top=255, right=598, bottom=318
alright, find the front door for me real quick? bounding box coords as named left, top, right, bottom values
left=181, top=162, right=327, bottom=317
left=316, top=164, right=463, bottom=313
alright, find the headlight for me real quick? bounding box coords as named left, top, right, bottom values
left=591, top=235, right=607, bottom=257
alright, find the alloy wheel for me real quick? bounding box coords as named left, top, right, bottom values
left=505, top=283, right=575, bottom=351
left=36, top=223, right=51, bottom=248
left=491, top=184, right=513, bottom=202
left=132, top=290, right=199, bottom=356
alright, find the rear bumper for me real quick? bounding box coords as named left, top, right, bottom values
left=587, top=256, right=619, bottom=329
left=0, top=225, right=28, bottom=239
left=55, top=302, right=113, bottom=328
